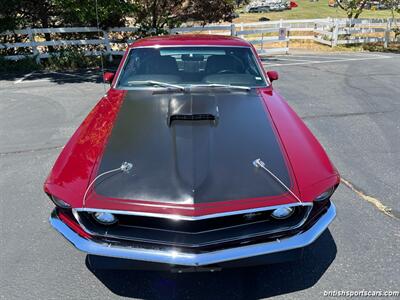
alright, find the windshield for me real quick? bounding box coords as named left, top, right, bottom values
left=116, top=46, right=267, bottom=89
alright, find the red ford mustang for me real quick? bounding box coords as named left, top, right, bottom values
left=45, top=35, right=339, bottom=270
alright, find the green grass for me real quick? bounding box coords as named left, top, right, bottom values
left=235, top=0, right=400, bottom=22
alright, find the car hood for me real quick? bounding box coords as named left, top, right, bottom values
left=44, top=88, right=339, bottom=217
left=86, top=89, right=295, bottom=208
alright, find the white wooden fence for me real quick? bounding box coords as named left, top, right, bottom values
left=1, top=17, right=399, bottom=62
left=0, top=26, right=136, bottom=61
left=314, top=18, right=400, bottom=47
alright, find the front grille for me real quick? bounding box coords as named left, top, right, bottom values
left=76, top=205, right=312, bottom=251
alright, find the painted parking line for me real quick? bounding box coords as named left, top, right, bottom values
left=49, top=71, right=88, bottom=79
left=274, top=53, right=387, bottom=59
left=263, top=55, right=391, bottom=67
left=262, top=54, right=357, bottom=66
left=14, top=78, right=52, bottom=84
left=14, top=72, right=34, bottom=84
left=264, top=57, right=313, bottom=62
left=273, top=55, right=345, bottom=60
left=27, top=79, right=52, bottom=83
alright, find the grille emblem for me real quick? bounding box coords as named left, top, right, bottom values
left=243, top=212, right=262, bottom=220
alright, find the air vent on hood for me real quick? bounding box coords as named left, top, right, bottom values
left=168, top=113, right=216, bottom=125
left=167, top=94, right=219, bottom=126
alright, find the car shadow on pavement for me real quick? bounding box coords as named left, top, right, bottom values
left=2, top=68, right=117, bottom=84
left=86, top=230, right=337, bottom=300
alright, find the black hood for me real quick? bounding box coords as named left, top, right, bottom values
left=93, top=89, right=292, bottom=205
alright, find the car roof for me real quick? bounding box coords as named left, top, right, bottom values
left=129, top=34, right=252, bottom=48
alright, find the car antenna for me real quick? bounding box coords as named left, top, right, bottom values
left=253, top=158, right=302, bottom=203
left=95, top=0, right=106, bottom=93
left=95, top=0, right=114, bottom=108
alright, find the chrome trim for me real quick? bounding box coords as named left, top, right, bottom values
left=76, top=202, right=312, bottom=221
left=113, top=47, right=131, bottom=89
left=72, top=209, right=92, bottom=233
left=50, top=195, right=71, bottom=209
left=250, top=46, right=270, bottom=85
left=72, top=206, right=312, bottom=246
left=50, top=203, right=336, bottom=267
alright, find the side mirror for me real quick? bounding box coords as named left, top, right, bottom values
left=267, top=71, right=279, bottom=82
left=103, top=72, right=115, bottom=85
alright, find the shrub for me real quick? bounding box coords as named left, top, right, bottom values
left=45, top=49, right=103, bottom=70
left=0, top=55, right=42, bottom=73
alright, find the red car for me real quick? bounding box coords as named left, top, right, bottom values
left=45, top=35, right=339, bottom=270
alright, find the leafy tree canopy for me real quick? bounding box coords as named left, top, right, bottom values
left=336, top=0, right=400, bottom=19
left=56, top=0, right=135, bottom=28
left=335, top=0, right=369, bottom=19
left=0, top=0, right=235, bottom=34
left=131, top=0, right=235, bottom=36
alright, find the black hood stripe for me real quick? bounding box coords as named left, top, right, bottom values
left=93, top=90, right=292, bottom=205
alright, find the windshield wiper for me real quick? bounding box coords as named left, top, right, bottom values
left=127, top=80, right=185, bottom=91
left=126, top=81, right=250, bottom=92
left=189, top=83, right=251, bottom=91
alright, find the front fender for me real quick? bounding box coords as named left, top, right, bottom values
left=259, top=88, right=340, bottom=201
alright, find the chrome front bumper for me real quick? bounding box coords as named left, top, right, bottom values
left=49, top=203, right=336, bottom=267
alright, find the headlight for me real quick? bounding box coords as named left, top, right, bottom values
left=271, top=207, right=295, bottom=219
left=315, top=187, right=335, bottom=202
left=50, top=195, right=71, bottom=208
left=92, top=212, right=117, bottom=225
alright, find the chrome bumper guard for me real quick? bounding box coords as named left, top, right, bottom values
left=49, top=203, right=336, bottom=267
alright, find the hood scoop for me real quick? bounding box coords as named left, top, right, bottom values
left=167, top=94, right=219, bottom=126
left=169, top=113, right=216, bottom=124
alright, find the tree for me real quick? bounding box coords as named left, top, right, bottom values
left=1, top=0, right=235, bottom=35
left=0, top=0, right=21, bottom=32
left=0, top=0, right=60, bottom=53
left=386, top=0, right=400, bottom=39
left=335, top=0, right=369, bottom=19
left=183, top=0, right=236, bottom=25
left=55, top=0, right=136, bottom=28
left=1, top=0, right=235, bottom=58
left=234, top=0, right=251, bottom=8
left=0, top=0, right=136, bottom=55
left=131, top=0, right=184, bottom=35
left=131, top=0, right=235, bottom=36
left=0, top=0, right=136, bottom=32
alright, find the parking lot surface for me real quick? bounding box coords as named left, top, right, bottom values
left=0, top=52, right=399, bottom=299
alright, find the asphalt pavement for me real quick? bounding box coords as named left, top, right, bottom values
left=0, top=52, right=399, bottom=299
